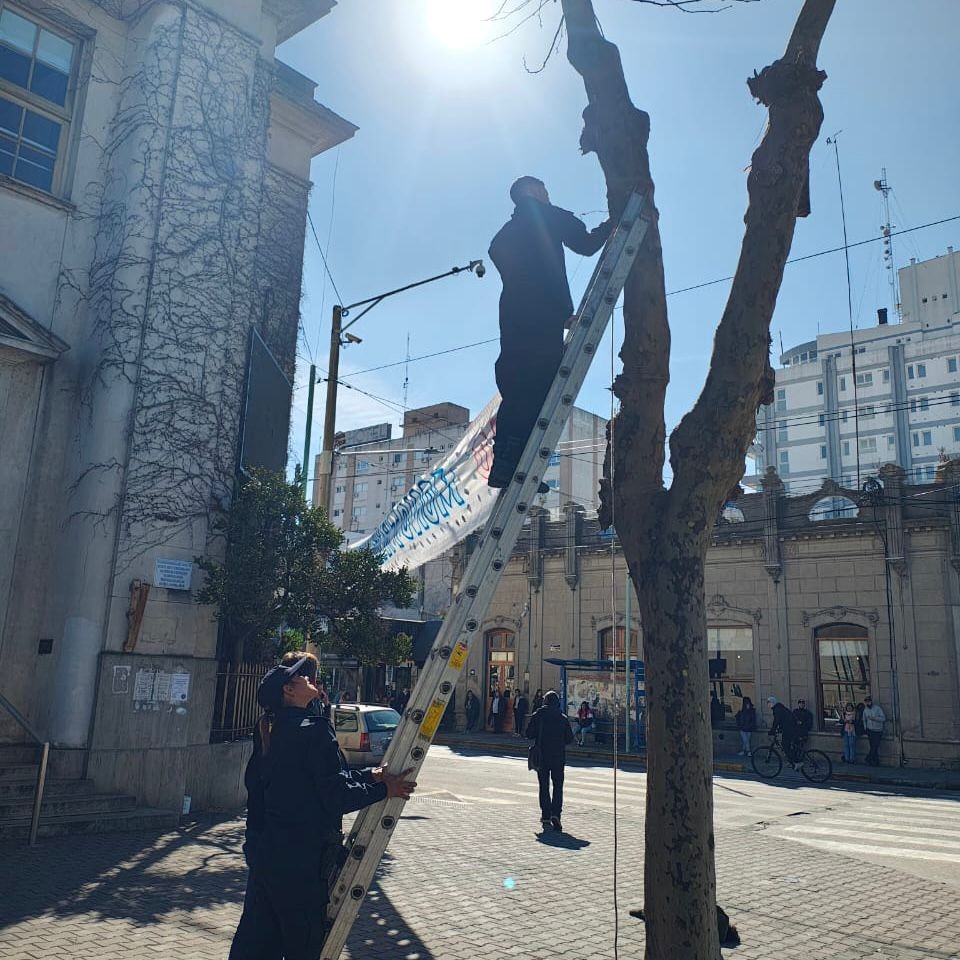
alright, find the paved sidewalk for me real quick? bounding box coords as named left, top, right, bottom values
left=3, top=771, right=960, bottom=960
left=435, top=728, right=960, bottom=791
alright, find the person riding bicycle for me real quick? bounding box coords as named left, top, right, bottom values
left=767, top=696, right=802, bottom=767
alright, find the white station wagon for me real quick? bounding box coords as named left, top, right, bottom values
left=332, top=703, right=402, bottom=767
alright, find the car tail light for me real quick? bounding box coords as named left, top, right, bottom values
left=359, top=733, right=370, bottom=752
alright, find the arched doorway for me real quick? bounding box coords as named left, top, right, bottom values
left=485, top=628, right=516, bottom=731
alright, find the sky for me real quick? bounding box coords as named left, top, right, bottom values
left=278, top=0, right=960, bottom=492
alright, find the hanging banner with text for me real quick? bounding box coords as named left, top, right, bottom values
left=351, top=396, right=501, bottom=571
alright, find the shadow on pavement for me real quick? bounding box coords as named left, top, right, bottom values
left=345, top=853, right=436, bottom=960
left=535, top=829, right=590, bottom=850
left=0, top=816, right=248, bottom=929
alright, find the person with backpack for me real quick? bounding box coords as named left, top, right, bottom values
left=526, top=690, right=574, bottom=831
left=734, top=696, right=756, bottom=757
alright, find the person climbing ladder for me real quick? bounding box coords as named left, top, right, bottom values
left=487, top=176, right=612, bottom=488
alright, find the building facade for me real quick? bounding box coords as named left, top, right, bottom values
left=459, top=464, right=960, bottom=769
left=0, top=0, right=353, bottom=810
left=752, top=249, right=960, bottom=492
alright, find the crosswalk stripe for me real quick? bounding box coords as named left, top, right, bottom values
left=784, top=834, right=960, bottom=863
left=784, top=824, right=960, bottom=851
left=812, top=815, right=960, bottom=834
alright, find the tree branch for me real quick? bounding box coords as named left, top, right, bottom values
left=561, top=0, right=671, bottom=541
left=668, top=0, right=836, bottom=530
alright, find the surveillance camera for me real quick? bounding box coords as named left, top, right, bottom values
left=474, top=262, right=486, bottom=279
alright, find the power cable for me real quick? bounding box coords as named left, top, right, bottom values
left=307, top=209, right=345, bottom=308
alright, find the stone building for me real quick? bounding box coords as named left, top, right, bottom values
left=0, top=0, right=353, bottom=813
left=461, top=463, right=960, bottom=769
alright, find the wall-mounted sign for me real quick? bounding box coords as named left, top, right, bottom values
left=154, top=558, right=193, bottom=591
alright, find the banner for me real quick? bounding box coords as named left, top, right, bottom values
left=351, top=396, right=501, bottom=571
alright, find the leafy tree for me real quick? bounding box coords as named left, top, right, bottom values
left=197, top=469, right=414, bottom=664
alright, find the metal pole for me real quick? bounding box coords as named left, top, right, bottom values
left=301, top=363, right=316, bottom=496
left=29, top=742, right=49, bottom=846
left=315, top=305, right=342, bottom=513
left=624, top=568, right=632, bottom=753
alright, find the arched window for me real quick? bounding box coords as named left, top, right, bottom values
left=598, top=625, right=639, bottom=661
left=816, top=623, right=870, bottom=731
left=809, top=496, right=859, bottom=521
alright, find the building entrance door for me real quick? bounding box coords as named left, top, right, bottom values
left=485, top=629, right=516, bottom=731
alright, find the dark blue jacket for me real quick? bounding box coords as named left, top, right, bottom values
left=489, top=196, right=612, bottom=350
left=526, top=703, right=574, bottom=764
left=251, top=705, right=387, bottom=875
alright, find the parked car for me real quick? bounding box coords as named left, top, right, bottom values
left=332, top=703, right=401, bottom=767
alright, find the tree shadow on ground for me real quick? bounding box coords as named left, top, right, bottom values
left=0, top=815, right=436, bottom=959
left=0, top=816, right=249, bottom=929
left=535, top=828, right=590, bottom=850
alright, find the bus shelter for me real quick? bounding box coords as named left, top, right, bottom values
left=546, top=658, right=646, bottom=752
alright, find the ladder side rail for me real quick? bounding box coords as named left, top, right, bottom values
left=320, top=195, right=649, bottom=959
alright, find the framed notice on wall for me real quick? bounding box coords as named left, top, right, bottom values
left=154, top=558, right=193, bottom=591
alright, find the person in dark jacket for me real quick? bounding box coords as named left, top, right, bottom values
left=734, top=696, right=756, bottom=757
left=526, top=690, right=574, bottom=831
left=229, top=656, right=416, bottom=960
left=464, top=689, right=480, bottom=732
left=767, top=695, right=801, bottom=766
left=793, top=698, right=814, bottom=741
left=487, top=177, right=612, bottom=487
left=514, top=691, right=529, bottom=737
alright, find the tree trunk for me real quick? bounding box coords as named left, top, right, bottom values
left=559, top=1, right=836, bottom=956
left=634, top=529, right=716, bottom=957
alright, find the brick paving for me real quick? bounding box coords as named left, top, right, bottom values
left=2, top=773, right=960, bottom=959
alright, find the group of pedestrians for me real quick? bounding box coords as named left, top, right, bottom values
left=483, top=687, right=539, bottom=735
left=732, top=692, right=886, bottom=766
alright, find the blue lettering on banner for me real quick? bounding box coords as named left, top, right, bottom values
left=369, top=467, right=467, bottom=561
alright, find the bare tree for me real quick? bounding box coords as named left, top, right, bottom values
left=530, top=1, right=836, bottom=957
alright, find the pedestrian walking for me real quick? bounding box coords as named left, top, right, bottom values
left=464, top=689, right=480, bottom=732
left=526, top=690, right=574, bottom=831
left=734, top=696, right=756, bottom=756
left=514, top=690, right=529, bottom=736
left=862, top=695, right=886, bottom=766
left=532, top=689, right=544, bottom=713
left=574, top=700, right=594, bottom=746
left=229, top=655, right=416, bottom=960
left=840, top=701, right=858, bottom=763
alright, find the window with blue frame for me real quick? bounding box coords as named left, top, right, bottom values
left=0, top=4, right=75, bottom=194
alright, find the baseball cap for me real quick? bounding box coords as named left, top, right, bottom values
left=257, top=656, right=311, bottom=711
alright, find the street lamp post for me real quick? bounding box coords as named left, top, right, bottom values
left=310, top=260, right=485, bottom=513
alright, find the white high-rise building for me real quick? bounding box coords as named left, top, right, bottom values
left=750, top=248, right=960, bottom=491
left=316, top=401, right=608, bottom=541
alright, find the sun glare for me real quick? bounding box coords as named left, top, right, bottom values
left=425, top=0, right=492, bottom=50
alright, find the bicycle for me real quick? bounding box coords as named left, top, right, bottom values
left=751, top=733, right=833, bottom=783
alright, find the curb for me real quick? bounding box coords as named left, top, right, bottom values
left=433, top=734, right=960, bottom=791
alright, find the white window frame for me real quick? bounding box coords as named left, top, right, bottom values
left=0, top=2, right=79, bottom=197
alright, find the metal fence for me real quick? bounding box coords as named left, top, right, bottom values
left=210, top=662, right=269, bottom=742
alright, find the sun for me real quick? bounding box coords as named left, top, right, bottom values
left=425, top=0, right=492, bottom=50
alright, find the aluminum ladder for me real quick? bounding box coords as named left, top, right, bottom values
left=320, top=190, right=651, bottom=959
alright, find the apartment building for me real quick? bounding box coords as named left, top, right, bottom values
left=751, top=248, right=960, bottom=491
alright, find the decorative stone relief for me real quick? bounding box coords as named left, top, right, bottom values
left=706, top=594, right=761, bottom=624
left=801, top=605, right=880, bottom=627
